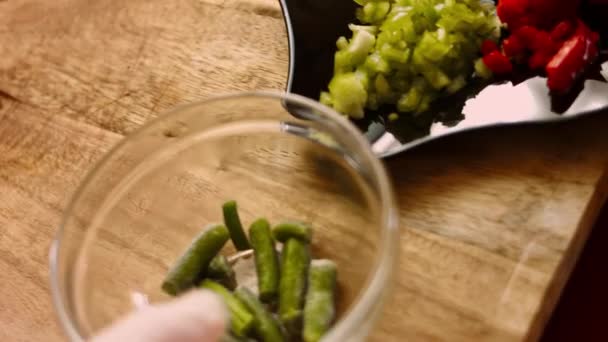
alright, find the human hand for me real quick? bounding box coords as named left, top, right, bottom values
left=91, top=290, right=227, bottom=342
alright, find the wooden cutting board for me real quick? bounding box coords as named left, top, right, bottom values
left=1, top=0, right=607, bottom=341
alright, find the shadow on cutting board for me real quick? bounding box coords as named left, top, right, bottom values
left=541, top=202, right=608, bottom=341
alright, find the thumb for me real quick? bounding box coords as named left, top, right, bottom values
left=91, top=290, right=228, bottom=342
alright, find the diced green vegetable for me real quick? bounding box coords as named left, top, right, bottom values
left=356, top=1, right=391, bottom=25
left=334, top=25, right=376, bottom=75
left=447, top=75, right=467, bottom=94
left=475, top=57, right=493, bottom=79
left=326, top=72, right=368, bottom=119
left=221, top=334, right=256, bottom=342
left=322, top=0, right=500, bottom=119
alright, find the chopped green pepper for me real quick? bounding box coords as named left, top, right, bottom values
left=322, top=0, right=500, bottom=119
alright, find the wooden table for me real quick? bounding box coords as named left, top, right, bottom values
left=1, top=0, right=607, bottom=341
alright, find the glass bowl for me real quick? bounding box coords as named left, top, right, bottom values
left=49, top=91, right=399, bottom=341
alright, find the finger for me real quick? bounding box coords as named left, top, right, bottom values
left=91, top=290, right=228, bottom=342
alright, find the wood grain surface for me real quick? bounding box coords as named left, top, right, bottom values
left=1, top=0, right=607, bottom=341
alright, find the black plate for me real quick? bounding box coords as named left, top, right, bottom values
left=279, top=0, right=608, bottom=157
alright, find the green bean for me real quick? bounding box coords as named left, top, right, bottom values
left=162, top=224, right=229, bottom=296
left=222, top=200, right=251, bottom=251
left=303, top=260, right=338, bottom=342
left=200, top=280, right=255, bottom=338
left=272, top=221, right=313, bottom=243
left=249, top=218, right=280, bottom=303
left=234, top=287, right=285, bottom=342
left=208, top=255, right=237, bottom=290
left=278, top=238, right=311, bottom=335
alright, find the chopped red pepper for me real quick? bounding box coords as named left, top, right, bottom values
left=497, top=0, right=531, bottom=29
left=513, top=25, right=540, bottom=49
left=546, top=20, right=600, bottom=93
left=528, top=30, right=558, bottom=54
left=489, top=0, right=601, bottom=94
left=509, top=25, right=559, bottom=56
left=502, top=35, right=525, bottom=57
left=498, top=0, right=581, bottom=30
left=528, top=51, right=553, bottom=70
left=481, top=40, right=499, bottom=55
left=483, top=51, right=513, bottom=75
left=550, top=20, right=575, bottom=42
left=546, top=36, right=586, bottom=92
left=529, top=0, right=581, bottom=29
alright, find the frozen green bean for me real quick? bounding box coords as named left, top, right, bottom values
left=272, top=221, right=313, bottom=243
left=278, top=238, right=311, bottom=335
left=162, top=224, right=229, bottom=296
left=303, top=260, right=338, bottom=342
left=235, top=287, right=285, bottom=342
left=223, top=200, right=251, bottom=251
left=249, top=218, right=280, bottom=303
left=208, top=255, right=237, bottom=290
left=200, top=280, right=255, bottom=338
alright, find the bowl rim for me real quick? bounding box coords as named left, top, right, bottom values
left=49, top=90, right=400, bottom=341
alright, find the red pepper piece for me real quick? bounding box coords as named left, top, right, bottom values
left=528, top=51, right=553, bottom=70
left=514, top=25, right=540, bottom=49
left=481, top=40, right=499, bottom=55
left=498, top=0, right=581, bottom=30
left=497, top=0, right=529, bottom=29
left=513, top=26, right=559, bottom=57
left=591, top=31, right=600, bottom=44
left=483, top=51, right=513, bottom=75
left=529, top=30, right=557, bottom=54
left=550, top=20, right=575, bottom=42
left=503, top=35, right=525, bottom=57
left=546, top=35, right=586, bottom=92
left=526, top=0, right=581, bottom=29
left=575, top=20, right=599, bottom=60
